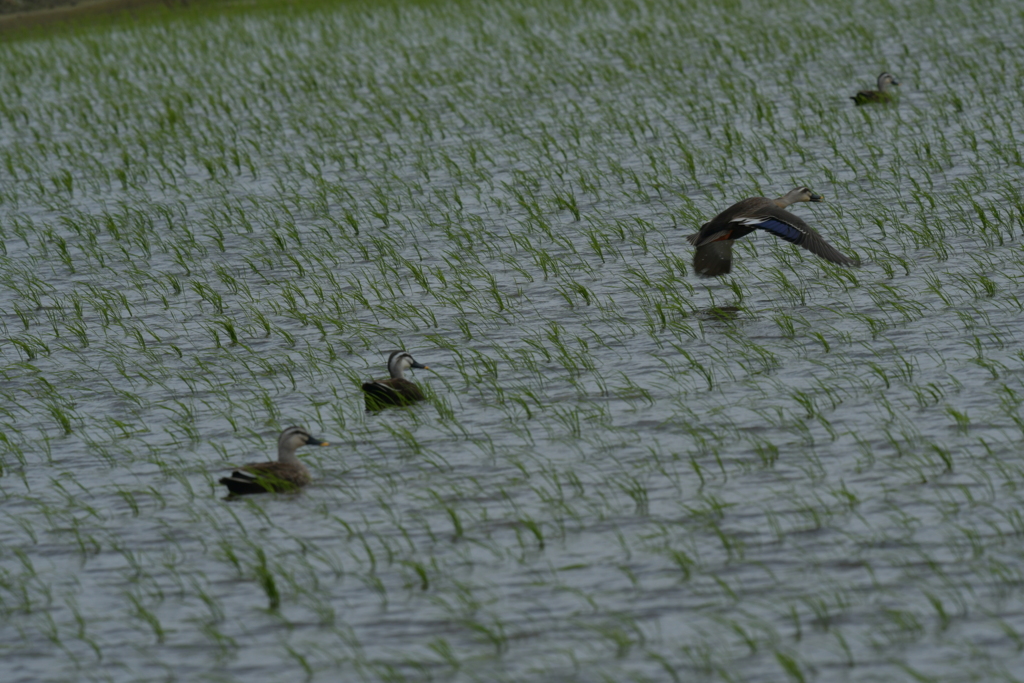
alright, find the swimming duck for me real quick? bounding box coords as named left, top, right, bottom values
left=851, top=72, right=900, bottom=105
left=687, top=187, right=856, bottom=277
left=362, top=350, right=429, bottom=410
left=219, top=426, right=328, bottom=495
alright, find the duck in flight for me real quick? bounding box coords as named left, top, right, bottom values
left=687, top=187, right=857, bottom=277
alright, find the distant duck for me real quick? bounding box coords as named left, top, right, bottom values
left=219, top=426, right=328, bottom=495
left=687, top=187, right=857, bottom=277
left=851, top=72, right=900, bottom=105
left=362, top=350, right=429, bottom=410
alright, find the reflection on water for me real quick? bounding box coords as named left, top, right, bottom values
left=695, top=305, right=744, bottom=321
left=2, top=0, right=1024, bottom=681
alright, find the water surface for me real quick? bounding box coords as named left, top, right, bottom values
left=2, top=0, right=1024, bottom=680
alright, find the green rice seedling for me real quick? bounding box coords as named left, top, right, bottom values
left=461, top=616, right=508, bottom=656
left=618, top=476, right=649, bottom=515
left=945, top=406, right=971, bottom=434
left=774, top=651, right=806, bottom=679
left=517, top=517, right=545, bottom=551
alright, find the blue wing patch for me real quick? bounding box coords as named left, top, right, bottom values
left=737, top=217, right=805, bottom=245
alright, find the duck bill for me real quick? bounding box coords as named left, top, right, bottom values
left=809, top=193, right=824, bottom=202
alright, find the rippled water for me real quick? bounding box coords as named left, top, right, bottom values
left=2, top=0, right=1024, bottom=680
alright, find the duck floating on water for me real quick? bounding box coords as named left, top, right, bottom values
left=362, top=350, right=429, bottom=410
left=219, top=426, right=328, bottom=495
left=851, top=72, right=900, bottom=105
left=687, top=187, right=857, bottom=277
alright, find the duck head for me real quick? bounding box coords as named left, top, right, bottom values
left=877, top=72, right=900, bottom=90
left=387, top=350, right=429, bottom=380
left=776, top=186, right=824, bottom=208
left=278, top=426, right=328, bottom=461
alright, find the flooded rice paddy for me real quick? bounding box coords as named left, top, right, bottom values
left=3, top=0, right=1024, bottom=680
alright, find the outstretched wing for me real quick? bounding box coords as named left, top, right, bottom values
left=734, top=211, right=856, bottom=266
left=686, top=223, right=712, bottom=246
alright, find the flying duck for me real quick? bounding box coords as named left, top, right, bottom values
left=362, top=350, right=429, bottom=410
left=687, top=187, right=857, bottom=277
left=219, top=426, right=328, bottom=495
left=851, top=72, right=900, bottom=105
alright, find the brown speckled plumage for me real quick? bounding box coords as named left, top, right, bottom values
left=362, top=350, right=429, bottom=410
left=219, top=426, right=327, bottom=495
left=852, top=72, right=900, bottom=105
